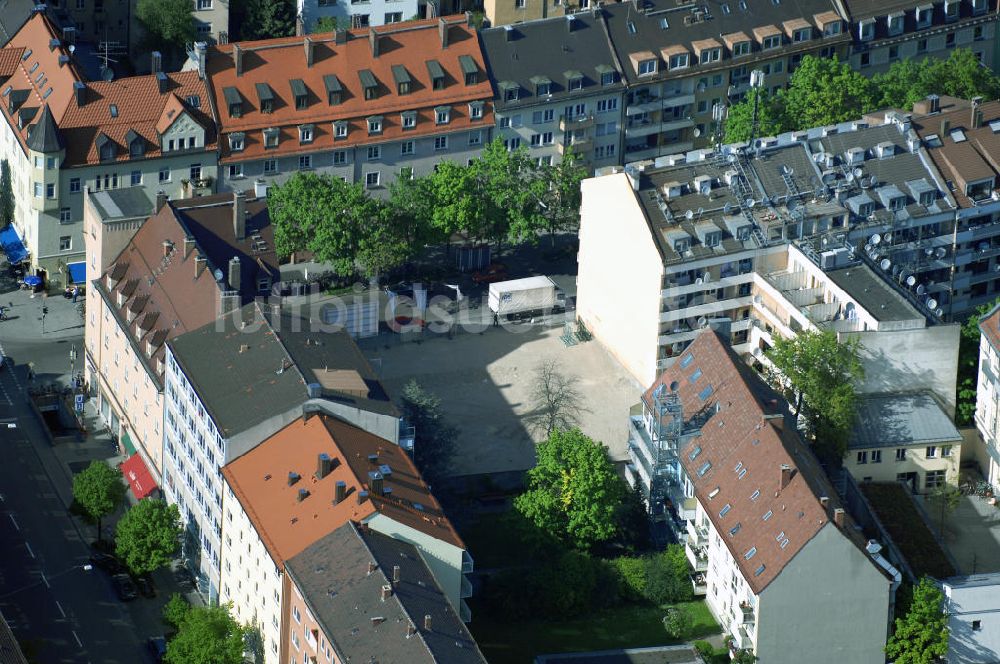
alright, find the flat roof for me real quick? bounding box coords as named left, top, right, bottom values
left=849, top=392, right=962, bottom=450
left=490, top=275, right=554, bottom=291
left=89, top=187, right=153, bottom=221
left=825, top=265, right=923, bottom=322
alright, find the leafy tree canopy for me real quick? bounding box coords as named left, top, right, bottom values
left=242, top=0, right=296, bottom=40
left=399, top=380, right=456, bottom=485
left=72, top=461, right=126, bottom=541
left=885, top=577, right=949, bottom=664
left=135, top=0, right=196, bottom=55
left=165, top=604, right=247, bottom=664
left=115, top=499, right=182, bottom=575
left=515, top=428, right=626, bottom=549
left=0, top=159, right=14, bottom=227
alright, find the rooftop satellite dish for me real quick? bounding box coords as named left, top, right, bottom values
left=669, top=381, right=680, bottom=392
left=883, top=232, right=892, bottom=243
left=697, top=316, right=708, bottom=328
left=100, top=67, right=114, bottom=81
left=781, top=164, right=794, bottom=175
left=916, top=284, right=926, bottom=295
left=69, top=44, right=76, bottom=54
left=924, top=247, right=934, bottom=257
left=845, top=171, right=855, bottom=183
left=935, top=308, right=944, bottom=317
left=696, top=207, right=704, bottom=218
left=723, top=202, right=732, bottom=215
left=745, top=198, right=756, bottom=209
left=213, top=268, right=224, bottom=282
left=879, top=258, right=891, bottom=271
left=693, top=127, right=702, bottom=138
left=906, top=275, right=917, bottom=287
left=685, top=209, right=694, bottom=220
left=935, top=247, right=947, bottom=259
left=927, top=298, right=938, bottom=310
left=870, top=233, right=881, bottom=245
left=852, top=167, right=863, bottom=179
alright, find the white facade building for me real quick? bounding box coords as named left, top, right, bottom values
left=941, top=573, right=1000, bottom=664
left=297, top=0, right=423, bottom=32
left=977, top=302, right=1000, bottom=487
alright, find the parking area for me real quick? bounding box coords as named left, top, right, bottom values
left=363, top=323, right=642, bottom=477
left=934, top=493, right=1000, bottom=574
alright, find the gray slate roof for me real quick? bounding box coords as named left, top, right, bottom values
left=285, top=522, right=486, bottom=664
left=168, top=303, right=397, bottom=439
left=849, top=392, right=963, bottom=450
left=89, top=187, right=154, bottom=221
left=25, top=104, right=63, bottom=152
left=480, top=11, right=624, bottom=112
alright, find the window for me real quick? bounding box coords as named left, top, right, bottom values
left=762, top=35, right=781, bottom=49
left=367, top=145, right=381, bottom=160
left=263, top=159, right=277, bottom=174
left=129, top=170, right=141, bottom=186
left=860, top=52, right=871, bottom=68
left=399, top=166, right=414, bottom=180
left=384, top=12, right=402, bottom=22
left=744, top=547, right=757, bottom=560
left=298, top=125, right=313, bottom=143
left=434, top=136, right=448, bottom=151
left=365, top=172, right=380, bottom=189
left=515, top=0, right=525, bottom=7
left=946, top=32, right=956, bottom=49
left=856, top=451, right=868, bottom=465
left=401, top=112, right=416, bottom=129
left=435, top=107, right=451, bottom=124
left=59, top=207, right=71, bottom=223
left=334, top=121, right=348, bottom=139
left=917, top=39, right=928, bottom=54
left=596, top=98, right=618, bottom=113
left=638, top=59, right=656, bottom=76
left=793, top=28, right=811, bottom=42
left=400, top=141, right=414, bottom=156
left=159, top=168, right=170, bottom=183
left=871, top=450, right=882, bottom=463
left=228, top=163, right=243, bottom=179
left=699, top=48, right=721, bottom=64
left=69, top=178, right=81, bottom=193
left=503, top=137, right=521, bottom=151
left=229, top=133, right=245, bottom=151
left=333, top=151, right=346, bottom=166
left=895, top=448, right=907, bottom=462
left=468, top=130, right=483, bottom=146
left=973, top=620, right=982, bottom=631
left=298, top=155, right=312, bottom=170
left=367, top=117, right=382, bottom=135
left=732, top=41, right=751, bottom=57
left=190, top=164, right=202, bottom=181
left=925, top=470, right=946, bottom=490
left=926, top=446, right=937, bottom=459
left=263, top=129, right=279, bottom=148
left=46, top=183, right=55, bottom=198
left=469, top=102, right=484, bottom=120
left=719, top=503, right=732, bottom=517
left=59, top=235, right=71, bottom=251
left=942, top=445, right=953, bottom=458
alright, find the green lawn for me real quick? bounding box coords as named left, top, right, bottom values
left=469, top=600, right=719, bottom=664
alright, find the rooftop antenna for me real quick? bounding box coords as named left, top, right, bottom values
left=748, top=69, right=766, bottom=146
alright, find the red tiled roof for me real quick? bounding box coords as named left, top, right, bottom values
left=205, top=17, right=493, bottom=163
left=647, top=330, right=859, bottom=594
left=222, top=413, right=463, bottom=570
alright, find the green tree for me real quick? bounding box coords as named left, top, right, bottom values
left=476, top=140, right=541, bottom=245
left=885, top=577, right=949, bottom=664
left=162, top=593, right=191, bottom=632
left=242, top=0, right=296, bottom=40
left=767, top=330, right=864, bottom=465
left=732, top=649, right=758, bottom=664
left=71, top=461, right=126, bottom=543
left=644, top=544, right=694, bottom=604
left=115, top=499, right=182, bottom=575
left=165, top=604, right=247, bottom=664
left=530, top=148, right=587, bottom=243
left=388, top=174, right=440, bottom=247
left=0, top=159, right=13, bottom=227
left=781, top=56, right=877, bottom=130
left=723, top=88, right=788, bottom=143
left=874, top=59, right=932, bottom=110
left=663, top=605, right=692, bottom=639
left=426, top=159, right=485, bottom=243
left=514, top=428, right=626, bottom=550
left=399, top=380, right=457, bottom=486
left=921, top=48, right=1000, bottom=102
left=313, top=16, right=343, bottom=32
left=135, top=0, right=196, bottom=57
left=355, top=210, right=410, bottom=279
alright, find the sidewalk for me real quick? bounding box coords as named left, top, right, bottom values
left=0, top=285, right=84, bottom=343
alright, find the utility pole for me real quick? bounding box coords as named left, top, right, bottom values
left=748, top=70, right=766, bottom=147
left=69, top=345, right=77, bottom=380
left=40, top=305, right=47, bottom=334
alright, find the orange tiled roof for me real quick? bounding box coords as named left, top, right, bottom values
left=979, top=301, right=1000, bottom=352
left=205, top=17, right=493, bottom=163
left=222, top=413, right=463, bottom=570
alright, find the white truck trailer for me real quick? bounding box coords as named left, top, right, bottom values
left=488, top=276, right=566, bottom=320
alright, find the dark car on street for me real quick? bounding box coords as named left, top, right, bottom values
left=111, top=574, right=138, bottom=601
left=147, top=636, right=167, bottom=662
left=134, top=574, right=156, bottom=599
left=89, top=553, right=125, bottom=574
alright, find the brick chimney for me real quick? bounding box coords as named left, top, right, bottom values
left=154, top=190, right=168, bottom=213
left=369, top=28, right=379, bottom=57
left=334, top=480, right=346, bottom=504
left=833, top=508, right=845, bottom=527
left=304, top=37, right=314, bottom=67
left=392, top=565, right=400, bottom=583
left=233, top=190, right=246, bottom=239
left=233, top=44, right=243, bottom=76
left=228, top=256, right=241, bottom=292
left=438, top=18, right=450, bottom=48
left=423, top=614, right=432, bottom=631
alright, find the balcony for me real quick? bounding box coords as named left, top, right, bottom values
left=399, top=420, right=415, bottom=452
left=459, top=599, right=472, bottom=623
left=625, top=116, right=694, bottom=139
left=685, top=540, right=709, bottom=572
left=624, top=141, right=693, bottom=162
left=460, top=574, right=473, bottom=599
left=691, top=572, right=707, bottom=596
left=687, top=520, right=708, bottom=546
left=559, top=137, right=591, bottom=154
left=626, top=92, right=696, bottom=116
left=559, top=113, right=594, bottom=131
left=305, top=629, right=318, bottom=651
left=461, top=549, right=474, bottom=574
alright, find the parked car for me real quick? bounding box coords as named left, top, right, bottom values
left=472, top=263, right=508, bottom=284
left=89, top=553, right=125, bottom=574
left=134, top=574, right=156, bottom=599
left=147, top=636, right=167, bottom=662
left=111, top=574, right=138, bottom=601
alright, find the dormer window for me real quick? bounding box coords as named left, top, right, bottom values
left=919, top=191, right=935, bottom=206
left=223, top=87, right=242, bottom=118
left=916, top=4, right=933, bottom=29
left=468, top=101, right=484, bottom=120
left=944, top=0, right=959, bottom=21
left=435, top=106, right=450, bottom=125
left=499, top=80, right=519, bottom=102
left=323, top=74, right=342, bottom=106
left=793, top=28, right=811, bottom=42
left=732, top=41, right=751, bottom=56
left=229, top=132, right=245, bottom=152
left=858, top=18, right=875, bottom=41
left=564, top=70, right=584, bottom=91
left=263, top=128, right=279, bottom=149
left=391, top=65, right=411, bottom=95
left=367, top=116, right=382, bottom=135
left=255, top=83, right=274, bottom=114
left=699, top=48, right=721, bottom=64
left=359, top=69, right=379, bottom=100
left=973, top=0, right=987, bottom=15
left=97, top=134, right=116, bottom=162
left=427, top=60, right=445, bottom=90
left=823, top=20, right=842, bottom=36
left=459, top=55, right=478, bottom=85
left=333, top=121, right=348, bottom=139
left=597, top=64, right=617, bottom=85
left=887, top=12, right=904, bottom=36
left=126, top=130, right=144, bottom=158
left=531, top=76, right=552, bottom=97
left=290, top=78, right=308, bottom=110
left=638, top=59, right=657, bottom=76
left=400, top=111, right=417, bottom=129
left=762, top=34, right=782, bottom=49
left=298, top=124, right=313, bottom=144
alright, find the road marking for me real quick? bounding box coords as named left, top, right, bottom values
left=55, top=601, right=65, bottom=618
left=40, top=571, right=49, bottom=588
left=8, top=514, right=18, bottom=531
left=24, top=542, right=34, bottom=559
left=71, top=630, right=82, bottom=648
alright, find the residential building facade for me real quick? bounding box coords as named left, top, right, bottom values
left=165, top=303, right=407, bottom=605
left=977, top=301, right=1000, bottom=487
left=632, top=329, right=895, bottom=663
left=480, top=12, right=626, bottom=170
left=84, top=191, right=276, bottom=504
left=940, top=573, right=1000, bottom=664
left=482, top=0, right=572, bottom=29
left=195, top=15, right=493, bottom=194
left=297, top=0, right=422, bottom=31
left=844, top=392, right=962, bottom=492
left=0, top=12, right=218, bottom=283
left=220, top=411, right=472, bottom=664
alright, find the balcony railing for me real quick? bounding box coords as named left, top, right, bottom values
left=685, top=541, right=709, bottom=572
left=461, top=574, right=473, bottom=598
left=691, top=572, right=707, bottom=596
left=462, top=550, right=474, bottom=574
left=460, top=599, right=472, bottom=623
left=687, top=520, right=708, bottom=546
left=559, top=113, right=594, bottom=131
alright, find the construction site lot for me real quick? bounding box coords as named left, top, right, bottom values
left=361, top=324, right=641, bottom=478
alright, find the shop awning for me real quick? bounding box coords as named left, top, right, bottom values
left=0, top=225, right=28, bottom=264
left=120, top=453, right=157, bottom=500
left=121, top=430, right=137, bottom=456
left=67, top=261, right=86, bottom=284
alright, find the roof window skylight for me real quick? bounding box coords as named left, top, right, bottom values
left=698, top=385, right=714, bottom=401
left=697, top=461, right=712, bottom=477
left=680, top=353, right=694, bottom=369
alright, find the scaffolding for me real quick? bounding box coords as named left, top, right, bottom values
left=629, top=382, right=684, bottom=515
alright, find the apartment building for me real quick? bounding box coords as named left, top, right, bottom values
left=842, top=0, right=998, bottom=75
left=297, top=0, right=422, bottom=31
left=220, top=411, right=472, bottom=664
left=482, top=0, right=574, bottom=30
left=84, top=191, right=277, bottom=492
left=603, top=0, right=849, bottom=161
left=164, top=302, right=408, bottom=604
left=285, top=522, right=485, bottom=664
left=0, top=11, right=218, bottom=283
left=196, top=15, right=493, bottom=194
left=480, top=12, right=626, bottom=170
left=977, top=302, right=1000, bottom=486
left=578, top=113, right=963, bottom=412
left=844, top=392, right=962, bottom=492
left=940, top=573, right=1000, bottom=664
left=631, top=329, right=894, bottom=663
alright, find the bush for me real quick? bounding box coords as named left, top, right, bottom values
left=644, top=545, right=694, bottom=605
left=694, top=640, right=715, bottom=660
left=663, top=605, right=692, bottom=639
left=610, top=556, right=647, bottom=601
left=483, top=551, right=612, bottom=620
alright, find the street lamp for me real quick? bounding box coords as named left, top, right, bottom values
left=69, top=345, right=77, bottom=379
